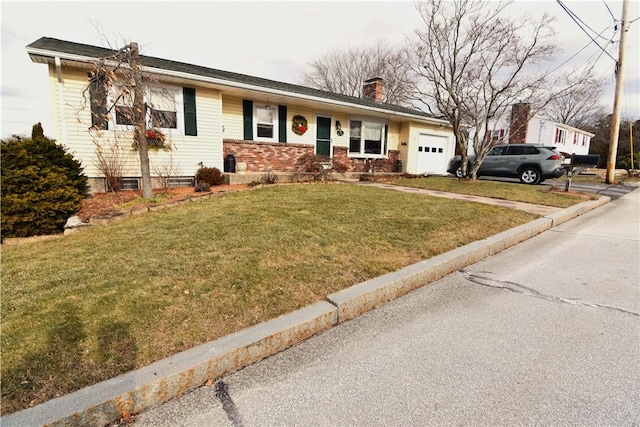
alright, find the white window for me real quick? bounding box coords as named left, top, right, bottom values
left=110, top=84, right=183, bottom=133
left=491, top=129, right=505, bottom=141
left=149, top=88, right=178, bottom=129
left=113, top=81, right=134, bottom=126
left=555, top=128, right=566, bottom=145
left=254, top=104, right=278, bottom=141
left=348, top=117, right=388, bottom=157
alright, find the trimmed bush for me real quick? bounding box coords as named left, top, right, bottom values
left=1, top=124, right=88, bottom=238
left=195, top=167, right=225, bottom=186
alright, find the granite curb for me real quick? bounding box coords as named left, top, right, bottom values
left=1, top=196, right=609, bottom=427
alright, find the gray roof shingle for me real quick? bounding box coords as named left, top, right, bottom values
left=27, top=37, right=444, bottom=121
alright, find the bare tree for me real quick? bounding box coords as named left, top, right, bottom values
left=405, top=0, right=558, bottom=179
left=540, top=71, right=608, bottom=129
left=300, top=41, right=415, bottom=105
left=83, top=41, right=173, bottom=198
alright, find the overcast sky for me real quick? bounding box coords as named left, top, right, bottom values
left=1, top=0, right=638, bottom=139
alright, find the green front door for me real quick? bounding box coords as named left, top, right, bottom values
left=316, top=116, right=331, bottom=156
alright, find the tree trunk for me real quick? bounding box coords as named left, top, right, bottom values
left=131, top=43, right=153, bottom=198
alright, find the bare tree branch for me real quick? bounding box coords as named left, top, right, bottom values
left=405, top=0, right=558, bottom=178
left=541, top=69, right=608, bottom=129
left=299, top=41, right=416, bottom=105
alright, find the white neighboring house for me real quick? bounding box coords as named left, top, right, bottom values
left=484, top=103, right=594, bottom=157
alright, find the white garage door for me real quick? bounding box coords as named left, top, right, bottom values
left=416, top=134, right=448, bottom=175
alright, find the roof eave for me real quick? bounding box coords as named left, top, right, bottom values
left=27, top=46, right=451, bottom=127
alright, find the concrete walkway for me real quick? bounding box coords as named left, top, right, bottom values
left=1, top=186, right=611, bottom=427
left=357, top=181, right=562, bottom=216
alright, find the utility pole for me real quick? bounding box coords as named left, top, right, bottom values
left=605, top=0, right=629, bottom=184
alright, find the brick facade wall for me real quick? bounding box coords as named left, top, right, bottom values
left=223, top=140, right=315, bottom=172
left=223, top=140, right=401, bottom=174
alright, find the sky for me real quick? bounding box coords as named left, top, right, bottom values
left=1, top=0, right=639, bottom=139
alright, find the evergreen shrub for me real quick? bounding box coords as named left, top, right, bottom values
left=1, top=124, right=88, bottom=238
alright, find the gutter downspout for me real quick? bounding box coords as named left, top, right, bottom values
left=55, top=56, right=68, bottom=144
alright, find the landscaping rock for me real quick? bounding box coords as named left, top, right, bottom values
left=63, top=215, right=92, bottom=234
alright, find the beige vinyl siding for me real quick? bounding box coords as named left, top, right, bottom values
left=222, top=96, right=243, bottom=139
left=52, top=66, right=223, bottom=180
left=172, top=87, right=223, bottom=173
left=290, top=106, right=315, bottom=145
left=398, top=122, right=411, bottom=173
left=387, top=121, right=400, bottom=151
left=223, top=96, right=321, bottom=146
left=46, top=66, right=142, bottom=177
left=329, top=113, right=349, bottom=148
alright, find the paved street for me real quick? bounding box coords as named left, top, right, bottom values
left=133, top=189, right=639, bottom=427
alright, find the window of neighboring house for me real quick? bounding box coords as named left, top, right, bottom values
left=573, top=133, right=578, bottom=145
left=491, top=129, right=505, bottom=141
left=554, top=128, right=566, bottom=145
left=582, top=135, right=588, bottom=147
left=254, top=104, right=278, bottom=141
left=348, top=118, right=388, bottom=157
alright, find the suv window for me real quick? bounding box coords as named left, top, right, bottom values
left=488, top=146, right=507, bottom=156
left=506, top=145, right=540, bottom=155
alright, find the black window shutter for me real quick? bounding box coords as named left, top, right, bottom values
left=89, top=72, right=108, bottom=130
left=384, top=124, right=388, bottom=154
left=278, top=105, right=287, bottom=143
left=243, top=100, right=253, bottom=140
left=183, top=87, right=197, bottom=136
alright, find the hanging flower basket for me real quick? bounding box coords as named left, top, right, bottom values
left=292, top=115, right=308, bottom=136
left=133, top=128, right=170, bottom=151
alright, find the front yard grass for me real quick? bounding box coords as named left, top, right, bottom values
left=393, top=176, right=592, bottom=208
left=1, top=182, right=581, bottom=414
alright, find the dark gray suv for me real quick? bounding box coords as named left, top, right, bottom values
left=446, top=144, right=565, bottom=185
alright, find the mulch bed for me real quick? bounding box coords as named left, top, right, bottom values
left=77, top=185, right=250, bottom=222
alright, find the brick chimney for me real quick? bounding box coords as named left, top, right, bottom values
left=508, top=103, right=531, bottom=144
left=362, top=77, right=383, bottom=102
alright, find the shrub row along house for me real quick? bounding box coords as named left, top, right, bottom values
left=26, top=37, right=456, bottom=193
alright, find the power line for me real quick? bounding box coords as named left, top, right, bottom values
left=603, top=0, right=616, bottom=21
left=559, top=0, right=614, bottom=41
left=556, top=0, right=618, bottom=62
left=544, top=25, right=616, bottom=78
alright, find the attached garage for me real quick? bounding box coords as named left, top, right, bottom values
left=415, top=134, right=449, bottom=175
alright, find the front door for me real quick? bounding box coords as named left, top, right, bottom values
left=316, top=116, right=331, bottom=156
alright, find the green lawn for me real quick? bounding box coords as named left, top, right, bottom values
left=393, top=176, right=593, bottom=207
left=0, top=182, right=583, bottom=414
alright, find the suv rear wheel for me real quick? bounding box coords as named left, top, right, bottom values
left=519, top=167, right=541, bottom=185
